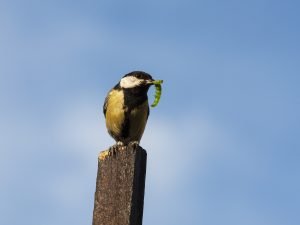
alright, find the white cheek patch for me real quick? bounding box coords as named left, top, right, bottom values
left=120, top=76, right=143, bottom=88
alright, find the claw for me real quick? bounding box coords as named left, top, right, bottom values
left=116, top=141, right=124, bottom=146
left=108, top=144, right=118, bottom=156
left=128, top=141, right=139, bottom=149
left=108, top=141, right=138, bottom=155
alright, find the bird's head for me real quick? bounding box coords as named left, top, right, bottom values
left=119, top=71, right=160, bottom=90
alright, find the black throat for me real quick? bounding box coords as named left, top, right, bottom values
left=123, top=86, right=149, bottom=110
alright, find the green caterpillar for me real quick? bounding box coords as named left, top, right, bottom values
left=151, top=80, right=163, bottom=107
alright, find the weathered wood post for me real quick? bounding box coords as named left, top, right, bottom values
left=92, top=144, right=147, bottom=225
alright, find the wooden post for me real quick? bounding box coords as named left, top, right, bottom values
left=92, top=145, right=147, bottom=225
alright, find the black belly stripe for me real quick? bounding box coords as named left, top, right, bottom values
left=120, top=88, right=148, bottom=140
left=121, top=110, right=130, bottom=139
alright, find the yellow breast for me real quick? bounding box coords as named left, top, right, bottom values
left=105, top=89, right=125, bottom=136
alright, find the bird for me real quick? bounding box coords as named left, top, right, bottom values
left=103, top=71, right=159, bottom=150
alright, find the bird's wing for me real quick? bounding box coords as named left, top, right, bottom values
left=103, top=95, right=109, bottom=117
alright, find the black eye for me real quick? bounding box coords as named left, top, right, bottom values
left=136, top=74, right=142, bottom=79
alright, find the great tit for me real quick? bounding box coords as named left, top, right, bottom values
left=103, top=71, right=159, bottom=149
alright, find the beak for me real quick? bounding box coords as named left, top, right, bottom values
left=147, top=79, right=163, bottom=85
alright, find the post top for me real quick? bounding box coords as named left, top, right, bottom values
left=98, top=145, right=147, bottom=161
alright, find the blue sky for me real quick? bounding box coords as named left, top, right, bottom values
left=0, top=0, right=299, bottom=225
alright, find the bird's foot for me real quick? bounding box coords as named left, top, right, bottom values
left=108, top=142, right=127, bottom=156
left=117, top=141, right=127, bottom=151
left=108, top=144, right=119, bottom=156
left=108, top=145, right=117, bottom=156
left=108, top=141, right=138, bottom=155
left=116, top=141, right=124, bottom=146
left=128, top=141, right=139, bottom=149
